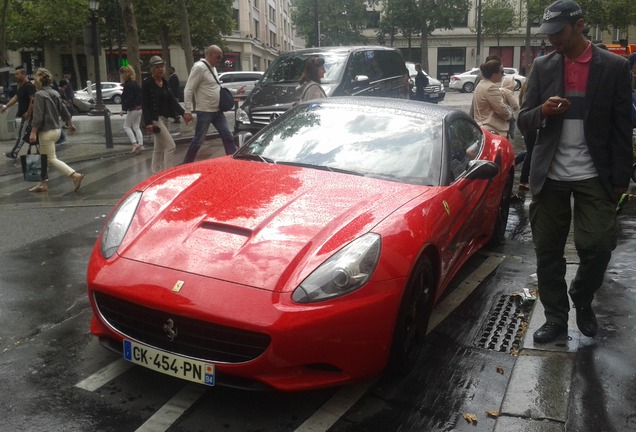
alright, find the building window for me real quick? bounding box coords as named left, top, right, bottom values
left=366, top=11, right=380, bottom=29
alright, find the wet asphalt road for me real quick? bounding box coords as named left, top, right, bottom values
left=1, top=91, right=635, bottom=431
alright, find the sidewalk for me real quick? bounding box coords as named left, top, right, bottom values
left=0, top=114, right=218, bottom=177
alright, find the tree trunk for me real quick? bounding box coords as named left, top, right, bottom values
left=178, top=0, right=194, bottom=72
left=0, top=0, right=8, bottom=67
left=420, top=29, right=430, bottom=73
left=524, top=18, right=532, bottom=76
left=160, top=25, right=170, bottom=66
left=119, top=0, right=141, bottom=83
left=70, top=35, right=81, bottom=90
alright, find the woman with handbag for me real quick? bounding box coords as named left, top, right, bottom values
left=119, top=65, right=144, bottom=155
left=28, top=68, right=84, bottom=193
left=142, top=56, right=187, bottom=173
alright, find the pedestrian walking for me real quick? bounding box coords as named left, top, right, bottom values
left=413, top=63, right=429, bottom=102
left=472, top=59, right=513, bottom=138
left=517, top=0, right=632, bottom=344
left=142, top=56, right=188, bottom=173
left=1, top=66, right=36, bottom=159
left=27, top=68, right=84, bottom=193
left=119, top=66, right=144, bottom=155
left=297, top=56, right=327, bottom=102
left=168, top=66, right=181, bottom=101
left=182, top=45, right=236, bottom=163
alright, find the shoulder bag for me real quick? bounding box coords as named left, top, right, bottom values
left=202, top=61, right=235, bottom=112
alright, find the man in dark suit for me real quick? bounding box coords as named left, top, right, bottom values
left=518, top=0, right=632, bottom=344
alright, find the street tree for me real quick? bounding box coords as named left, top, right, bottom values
left=0, top=0, right=8, bottom=68
left=134, top=0, right=233, bottom=73
left=3, top=0, right=89, bottom=88
left=378, top=0, right=421, bottom=61
left=291, top=0, right=368, bottom=47
left=481, top=0, right=516, bottom=55
left=119, top=0, right=141, bottom=84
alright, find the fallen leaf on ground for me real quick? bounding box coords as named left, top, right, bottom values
left=496, top=366, right=505, bottom=374
left=486, top=410, right=500, bottom=418
left=463, top=413, right=478, bottom=425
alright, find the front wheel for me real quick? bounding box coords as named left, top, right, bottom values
left=515, top=80, right=522, bottom=91
left=463, top=82, right=475, bottom=93
left=387, top=257, right=435, bottom=374
left=112, top=94, right=122, bottom=105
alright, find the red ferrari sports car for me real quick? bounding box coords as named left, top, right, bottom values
left=87, top=97, right=514, bottom=391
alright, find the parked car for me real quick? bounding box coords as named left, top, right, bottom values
left=218, top=71, right=264, bottom=101
left=72, top=97, right=94, bottom=113
left=449, top=68, right=480, bottom=93
left=234, top=46, right=409, bottom=145
left=449, top=67, right=526, bottom=93
left=74, top=82, right=124, bottom=105
left=405, top=62, right=445, bottom=103
left=502, top=67, right=526, bottom=90
left=87, top=96, right=515, bottom=392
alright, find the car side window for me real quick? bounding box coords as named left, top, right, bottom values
left=348, top=52, right=372, bottom=82
left=374, top=51, right=406, bottom=79
left=448, top=119, right=483, bottom=180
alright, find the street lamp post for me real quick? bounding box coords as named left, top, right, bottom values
left=89, top=0, right=113, bottom=148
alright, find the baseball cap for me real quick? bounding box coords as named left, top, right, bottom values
left=537, top=0, right=583, bottom=35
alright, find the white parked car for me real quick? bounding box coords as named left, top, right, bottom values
left=218, top=71, right=263, bottom=100
left=75, top=82, right=124, bottom=105
left=449, top=67, right=526, bottom=93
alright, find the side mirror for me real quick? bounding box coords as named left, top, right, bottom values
left=464, top=160, right=499, bottom=180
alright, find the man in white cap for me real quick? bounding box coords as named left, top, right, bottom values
left=518, top=0, right=632, bottom=344
left=182, top=45, right=236, bottom=163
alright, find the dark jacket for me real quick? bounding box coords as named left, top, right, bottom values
left=141, top=76, right=185, bottom=126
left=121, top=79, right=142, bottom=112
left=517, top=45, right=632, bottom=199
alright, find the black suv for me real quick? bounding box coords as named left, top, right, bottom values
left=234, top=46, right=409, bottom=143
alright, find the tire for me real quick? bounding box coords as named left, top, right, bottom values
left=515, top=80, right=522, bottom=91
left=463, top=82, right=475, bottom=93
left=112, top=94, right=122, bottom=105
left=388, top=257, right=435, bottom=374
left=489, top=170, right=514, bottom=246
left=632, top=163, right=636, bottom=183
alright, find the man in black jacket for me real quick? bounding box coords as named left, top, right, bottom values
left=517, top=0, right=632, bottom=344
left=1, top=66, right=36, bottom=159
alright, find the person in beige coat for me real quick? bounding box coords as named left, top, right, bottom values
left=500, top=75, right=520, bottom=139
left=472, top=59, right=513, bottom=137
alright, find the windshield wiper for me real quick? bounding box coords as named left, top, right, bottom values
left=233, top=154, right=276, bottom=164
left=277, top=161, right=364, bottom=176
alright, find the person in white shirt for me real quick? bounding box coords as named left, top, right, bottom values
left=182, top=45, right=236, bottom=163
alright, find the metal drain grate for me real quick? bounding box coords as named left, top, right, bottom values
left=475, top=294, right=529, bottom=354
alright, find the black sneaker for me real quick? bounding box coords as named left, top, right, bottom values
left=3, top=152, right=17, bottom=159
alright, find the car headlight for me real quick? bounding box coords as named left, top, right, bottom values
left=292, top=233, right=381, bottom=304
left=100, top=191, right=142, bottom=258
left=235, top=108, right=250, bottom=125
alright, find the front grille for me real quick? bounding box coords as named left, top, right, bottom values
left=425, top=85, right=442, bottom=93
left=94, top=292, right=271, bottom=363
left=251, top=109, right=287, bottom=126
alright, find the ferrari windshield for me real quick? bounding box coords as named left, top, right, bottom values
left=259, top=52, right=349, bottom=86
left=235, top=103, right=443, bottom=186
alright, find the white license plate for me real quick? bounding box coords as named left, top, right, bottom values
left=429, top=93, right=439, bottom=98
left=123, top=339, right=215, bottom=386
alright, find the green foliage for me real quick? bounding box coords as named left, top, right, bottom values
left=4, top=0, right=90, bottom=50
left=291, top=0, right=369, bottom=47
left=481, top=0, right=516, bottom=45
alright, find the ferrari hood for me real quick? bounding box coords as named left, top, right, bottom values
left=119, top=158, right=427, bottom=291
